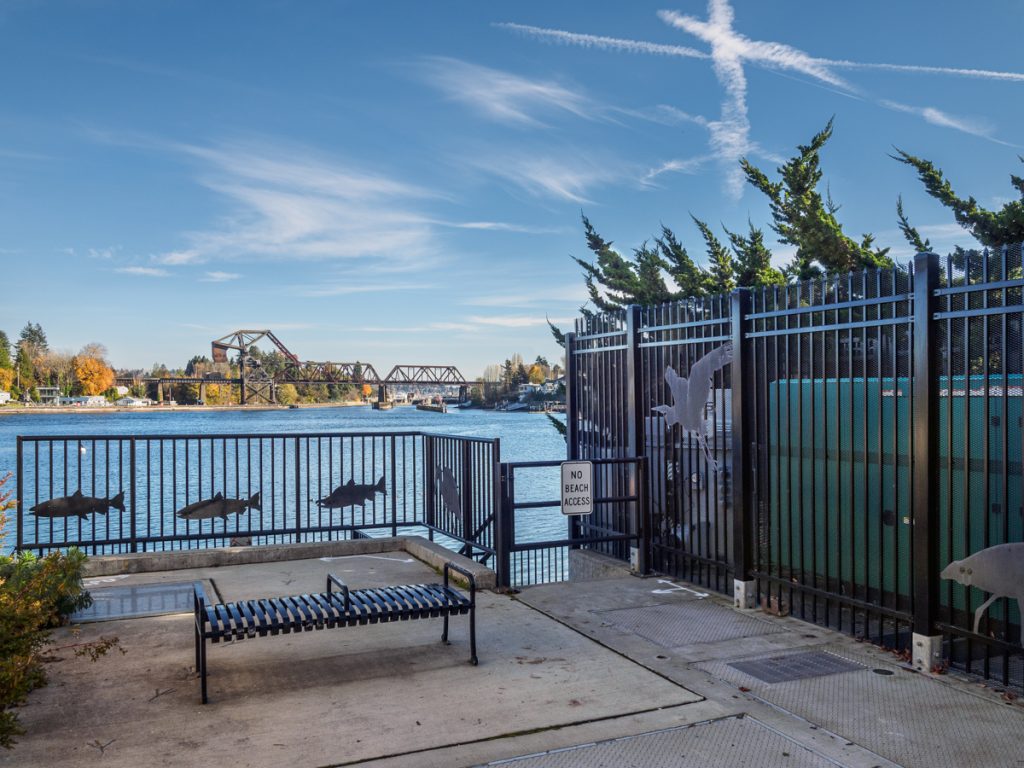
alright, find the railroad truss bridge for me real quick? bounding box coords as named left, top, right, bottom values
left=118, top=329, right=479, bottom=405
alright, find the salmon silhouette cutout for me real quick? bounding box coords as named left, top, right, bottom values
left=940, top=542, right=1024, bottom=634
left=31, top=490, right=126, bottom=519
left=316, top=477, right=386, bottom=509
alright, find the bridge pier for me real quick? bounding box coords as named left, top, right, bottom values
left=377, top=384, right=389, bottom=404
left=156, top=382, right=164, bottom=403
left=199, top=382, right=207, bottom=405
left=458, top=385, right=469, bottom=403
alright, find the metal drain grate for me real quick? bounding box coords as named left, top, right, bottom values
left=595, top=601, right=784, bottom=648
left=729, top=651, right=865, bottom=684
left=73, top=582, right=195, bottom=622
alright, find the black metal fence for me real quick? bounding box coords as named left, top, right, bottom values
left=566, top=247, right=1023, bottom=690
left=16, top=431, right=499, bottom=561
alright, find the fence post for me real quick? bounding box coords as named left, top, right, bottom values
left=730, top=288, right=755, bottom=608
left=495, top=462, right=512, bottom=589
left=911, top=252, right=942, bottom=672
left=625, top=305, right=649, bottom=573
left=564, top=332, right=578, bottom=460
left=461, top=440, right=473, bottom=558
left=564, top=331, right=580, bottom=545
left=16, top=437, right=23, bottom=553
left=129, top=437, right=138, bottom=554
left=424, top=436, right=436, bottom=539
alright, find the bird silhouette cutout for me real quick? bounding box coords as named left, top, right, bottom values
left=940, top=542, right=1024, bottom=635
left=652, top=342, right=733, bottom=471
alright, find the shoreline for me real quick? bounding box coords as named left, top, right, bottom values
left=0, top=401, right=370, bottom=416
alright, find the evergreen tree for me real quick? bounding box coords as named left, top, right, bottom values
left=0, top=331, right=11, bottom=369
left=724, top=221, right=786, bottom=287
left=895, top=195, right=931, bottom=253
left=18, top=322, right=47, bottom=351
left=692, top=216, right=736, bottom=294
left=655, top=224, right=706, bottom=298
left=741, top=119, right=892, bottom=278
left=893, top=149, right=1024, bottom=247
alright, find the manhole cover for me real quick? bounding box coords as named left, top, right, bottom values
left=595, top=601, right=784, bottom=647
left=73, top=582, right=195, bottom=622
left=729, top=651, right=865, bottom=684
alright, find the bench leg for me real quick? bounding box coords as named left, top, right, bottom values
left=442, top=611, right=449, bottom=645
left=468, top=604, right=477, bottom=666
left=195, top=626, right=208, bottom=705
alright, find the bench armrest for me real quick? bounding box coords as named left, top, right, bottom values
left=326, top=573, right=350, bottom=611
left=193, top=582, right=209, bottom=625
left=444, top=561, right=476, bottom=604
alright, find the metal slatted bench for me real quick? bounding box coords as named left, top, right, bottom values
left=192, top=562, right=477, bottom=703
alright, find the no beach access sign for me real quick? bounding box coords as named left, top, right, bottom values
left=561, top=461, right=593, bottom=516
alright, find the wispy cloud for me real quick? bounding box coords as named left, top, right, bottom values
left=463, top=283, right=589, bottom=308
left=826, top=59, right=1024, bottom=83
left=88, top=246, right=120, bottom=260
left=645, top=155, right=712, bottom=181
left=146, top=141, right=446, bottom=270
left=116, top=266, right=169, bottom=277
left=294, top=282, right=430, bottom=298
left=495, top=22, right=709, bottom=60
left=879, top=100, right=1013, bottom=145
left=435, top=220, right=567, bottom=234
left=474, top=152, right=629, bottom=203
left=467, top=314, right=574, bottom=328
left=200, top=270, right=240, bottom=282
left=416, top=56, right=592, bottom=127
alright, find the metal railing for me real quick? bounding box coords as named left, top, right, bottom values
left=496, top=457, right=647, bottom=588
left=16, top=431, right=499, bottom=559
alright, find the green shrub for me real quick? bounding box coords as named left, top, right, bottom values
left=0, top=473, right=102, bottom=749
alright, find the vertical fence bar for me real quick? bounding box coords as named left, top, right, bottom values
left=129, top=437, right=137, bottom=553
left=294, top=437, right=302, bottom=543
left=390, top=436, right=398, bottom=537
left=731, top=288, right=755, bottom=607
left=912, top=252, right=941, bottom=669
left=461, top=440, right=473, bottom=557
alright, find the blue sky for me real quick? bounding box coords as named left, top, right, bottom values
left=2, top=1, right=1022, bottom=375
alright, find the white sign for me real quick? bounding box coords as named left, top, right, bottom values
left=561, top=461, right=594, bottom=516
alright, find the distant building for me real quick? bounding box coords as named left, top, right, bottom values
left=115, top=396, right=151, bottom=407
left=114, top=385, right=130, bottom=396
left=0, top=391, right=10, bottom=405
left=37, top=386, right=61, bottom=405
left=59, top=395, right=109, bottom=407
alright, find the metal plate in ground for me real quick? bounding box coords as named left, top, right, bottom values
left=729, top=650, right=865, bottom=684
left=700, top=645, right=1024, bottom=768
left=594, top=601, right=785, bottom=648
left=480, top=716, right=837, bottom=767
left=73, top=582, right=194, bottom=622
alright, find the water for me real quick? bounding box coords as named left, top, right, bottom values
left=0, top=405, right=568, bottom=552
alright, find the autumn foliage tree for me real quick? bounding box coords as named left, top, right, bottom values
left=73, top=355, right=114, bottom=396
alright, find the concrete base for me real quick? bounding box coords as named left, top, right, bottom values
left=84, top=535, right=496, bottom=590
left=911, top=632, right=943, bottom=674
left=733, top=579, right=756, bottom=609
left=568, top=549, right=632, bottom=582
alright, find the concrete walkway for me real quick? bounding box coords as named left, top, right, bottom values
left=2, top=546, right=1021, bottom=767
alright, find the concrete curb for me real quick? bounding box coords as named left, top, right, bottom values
left=83, top=535, right=496, bottom=590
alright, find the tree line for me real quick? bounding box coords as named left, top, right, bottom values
left=551, top=119, right=1024, bottom=342
left=0, top=323, right=117, bottom=402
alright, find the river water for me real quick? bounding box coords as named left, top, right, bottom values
left=0, top=405, right=568, bottom=551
